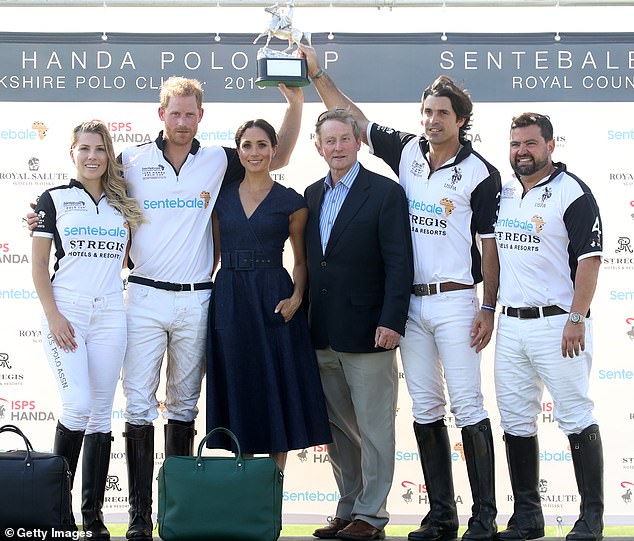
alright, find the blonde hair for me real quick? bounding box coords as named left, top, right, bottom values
left=71, top=121, right=145, bottom=231
left=159, top=76, right=203, bottom=110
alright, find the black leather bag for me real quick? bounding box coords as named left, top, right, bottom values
left=0, top=424, right=74, bottom=530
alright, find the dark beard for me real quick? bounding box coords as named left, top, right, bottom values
left=512, top=156, right=547, bottom=177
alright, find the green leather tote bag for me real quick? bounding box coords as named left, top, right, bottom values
left=158, top=427, right=283, bottom=541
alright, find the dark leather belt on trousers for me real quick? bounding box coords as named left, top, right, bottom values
left=411, top=282, right=474, bottom=296
left=502, top=306, right=591, bottom=319
left=221, top=250, right=283, bottom=271
left=502, top=305, right=566, bottom=318
left=127, top=275, right=213, bottom=292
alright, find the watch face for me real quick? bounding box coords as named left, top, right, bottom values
left=570, top=312, right=582, bottom=323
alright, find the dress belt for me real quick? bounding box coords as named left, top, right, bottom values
left=221, top=250, right=283, bottom=271
left=502, top=305, right=566, bottom=319
left=411, top=282, right=474, bottom=296
left=128, top=275, right=213, bottom=292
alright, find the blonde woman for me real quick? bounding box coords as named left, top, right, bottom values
left=32, top=120, right=143, bottom=539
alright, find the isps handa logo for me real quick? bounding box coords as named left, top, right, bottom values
left=296, top=448, right=309, bottom=463
left=620, top=481, right=633, bottom=504
left=0, top=242, right=29, bottom=265
left=624, top=317, right=634, bottom=343
left=540, top=401, right=556, bottom=424
left=295, top=445, right=330, bottom=465
left=92, top=120, right=152, bottom=146
left=400, top=480, right=465, bottom=506
left=0, top=397, right=55, bottom=422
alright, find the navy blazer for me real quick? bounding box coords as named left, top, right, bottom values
left=304, top=164, right=413, bottom=353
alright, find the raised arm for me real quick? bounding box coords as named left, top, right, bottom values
left=271, top=83, right=304, bottom=171
left=299, top=44, right=371, bottom=145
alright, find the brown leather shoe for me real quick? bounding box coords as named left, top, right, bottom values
left=337, top=519, right=386, bottom=540
left=313, top=517, right=352, bottom=539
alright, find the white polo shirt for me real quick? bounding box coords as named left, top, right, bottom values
left=495, top=163, right=603, bottom=310
left=121, top=132, right=243, bottom=284
left=368, top=123, right=501, bottom=285
left=33, top=180, right=129, bottom=296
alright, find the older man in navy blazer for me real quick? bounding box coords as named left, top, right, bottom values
left=305, top=108, right=413, bottom=541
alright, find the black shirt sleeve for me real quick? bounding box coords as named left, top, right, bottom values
left=471, top=168, right=502, bottom=236
left=564, top=192, right=603, bottom=258
left=33, top=190, right=56, bottom=236
left=222, top=147, right=245, bottom=187
left=369, top=123, right=418, bottom=178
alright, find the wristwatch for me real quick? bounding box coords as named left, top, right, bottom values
left=569, top=311, right=586, bottom=325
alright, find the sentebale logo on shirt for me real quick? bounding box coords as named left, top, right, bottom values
left=141, top=164, right=166, bottom=180
left=63, top=225, right=128, bottom=238
left=143, top=197, right=205, bottom=210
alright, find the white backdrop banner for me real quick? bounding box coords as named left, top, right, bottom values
left=0, top=32, right=633, bottom=528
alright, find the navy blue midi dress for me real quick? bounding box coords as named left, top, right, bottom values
left=205, top=181, right=332, bottom=454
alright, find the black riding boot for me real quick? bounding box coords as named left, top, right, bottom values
left=124, top=423, right=154, bottom=541
left=164, top=420, right=196, bottom=458
left=409, top=420, right=459, bottom=541
left=566, top=425, right=604, bottom=541
left=81, top=432, right=112, bottom=540
left=496, top=434, right=544, bottom=541
left=462, top=419, right=497, bottom=540
left=54, top=421, right=85, bottom=484
left=54, top=421, right=85, bottom=530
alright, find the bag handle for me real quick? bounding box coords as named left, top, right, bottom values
left=195, top=427, right=243, bottom=466
left=0, top=424, right=35, bottom=455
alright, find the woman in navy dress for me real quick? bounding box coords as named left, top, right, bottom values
left=206, top=118, right=331, bottom=469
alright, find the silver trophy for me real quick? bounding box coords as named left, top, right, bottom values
left=253, top=1, right=311, bottom=87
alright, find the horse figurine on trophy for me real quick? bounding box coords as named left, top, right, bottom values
left=253, top=1, right=311, bottom=53
left=254, top=0, right=312, bottom=86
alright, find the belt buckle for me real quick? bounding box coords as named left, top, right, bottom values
left=235, top=250, right=255, bottom=271
left=413, top=284, right=431, bottom=296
